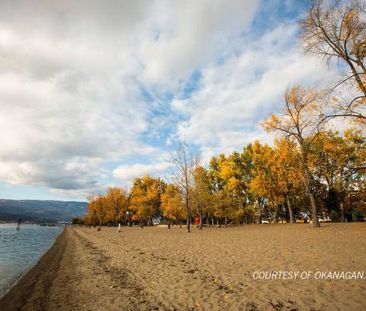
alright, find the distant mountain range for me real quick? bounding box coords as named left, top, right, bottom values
left=0, top=199, right=87, bottom=223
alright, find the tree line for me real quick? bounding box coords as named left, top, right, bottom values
left=84, top=0, right=366, bottom=229
left=84, top=127, right=365, bottom=229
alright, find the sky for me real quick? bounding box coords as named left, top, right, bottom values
left=0, top=0, right=342, bottom=201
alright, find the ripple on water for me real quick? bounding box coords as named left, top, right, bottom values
left=0, top=224, right=62, bottom=297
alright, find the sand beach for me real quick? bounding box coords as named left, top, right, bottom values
left=1, top=223, right=366, bottom=311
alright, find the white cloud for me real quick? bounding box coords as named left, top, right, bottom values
left=113, top=162, right=173, bottom=183
left=139, top=0, right=259, bottom=87
left=0, top=1, right=346, bottom=199
left=175, top=23, right=341, bottom=157
left=0, top=1, right=153, bottom=196
left=0, top=0, right=261, bottom=197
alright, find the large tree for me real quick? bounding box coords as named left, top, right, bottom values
left=250, top=141, right=284, bottom=223
left=209, top=154, right=237, bottom=227
left=273, top=138, right=304, bottom=223
left=263, top=86, right=326, bottom=227
left=161, top=184, right=185, bottom=228
left=129, top=176, right=166, bottom=228
left=86, top=194, right=107, bottom=230
left=105, top=187, right=129, bottom=225
left=192, top=166, right=213, bottom=229
left=171, top=143, right=197, bottom=233
left=310, top=129, right=366, bottom=221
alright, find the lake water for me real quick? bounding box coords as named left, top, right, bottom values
left=0, top=224, right=63, bottom=297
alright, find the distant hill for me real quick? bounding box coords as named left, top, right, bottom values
left=0, top=199, right=87, bottom=222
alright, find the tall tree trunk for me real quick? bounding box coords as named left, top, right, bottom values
left=186, top=195, right=191, bottom=233
left=225, top=216, right=228, bottom=228
left=97, top=217, right=102, bottom=231
left=198, top=209, right=203, bottom=230
left=310, top=193, right=320, bottom=228
left=286, top=195, right=295, bottom=223
left=301, top=150, right=320, bottom=228
left=272, top=206, right=278, bottom=224
left=339, top=201, right=345, bottom=222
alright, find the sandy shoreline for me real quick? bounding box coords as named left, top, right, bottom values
left=1, top=224, right=366, bottom=311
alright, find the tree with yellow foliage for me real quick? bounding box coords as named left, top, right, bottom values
left=105, top=187, right=129, bottom=225
left=170, top=143, right=197, bottom=233
left=263, top=86, right=326, bottom=227
left=86, top=194, right=107, bottom=230
left=250, top=141, right=284, bottom=223
left=161, top=184, right=185, bottom=228
left=191, top=166, right=213, bottom=229
left=273, top=138, right=304, bottom=223
left=209, top=154, right=234, bottom=226
left=310, top=129, right=366, bottom=221
left=207, top=146, right=257, bottom=226
left=129, top=175, right=166, bottom=228
left=220, top=152, right=252, bottom=206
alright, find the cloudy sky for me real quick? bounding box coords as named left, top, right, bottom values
left=0, top=0, right=341, bottom=201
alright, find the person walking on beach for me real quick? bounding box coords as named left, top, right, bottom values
left=118, top=223, right=121, bottom=233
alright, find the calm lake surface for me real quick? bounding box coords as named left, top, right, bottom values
left=0, top=224, right=62, bottom=297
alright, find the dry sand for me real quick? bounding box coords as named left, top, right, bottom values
left=1, top=223, right=366, bottom=311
